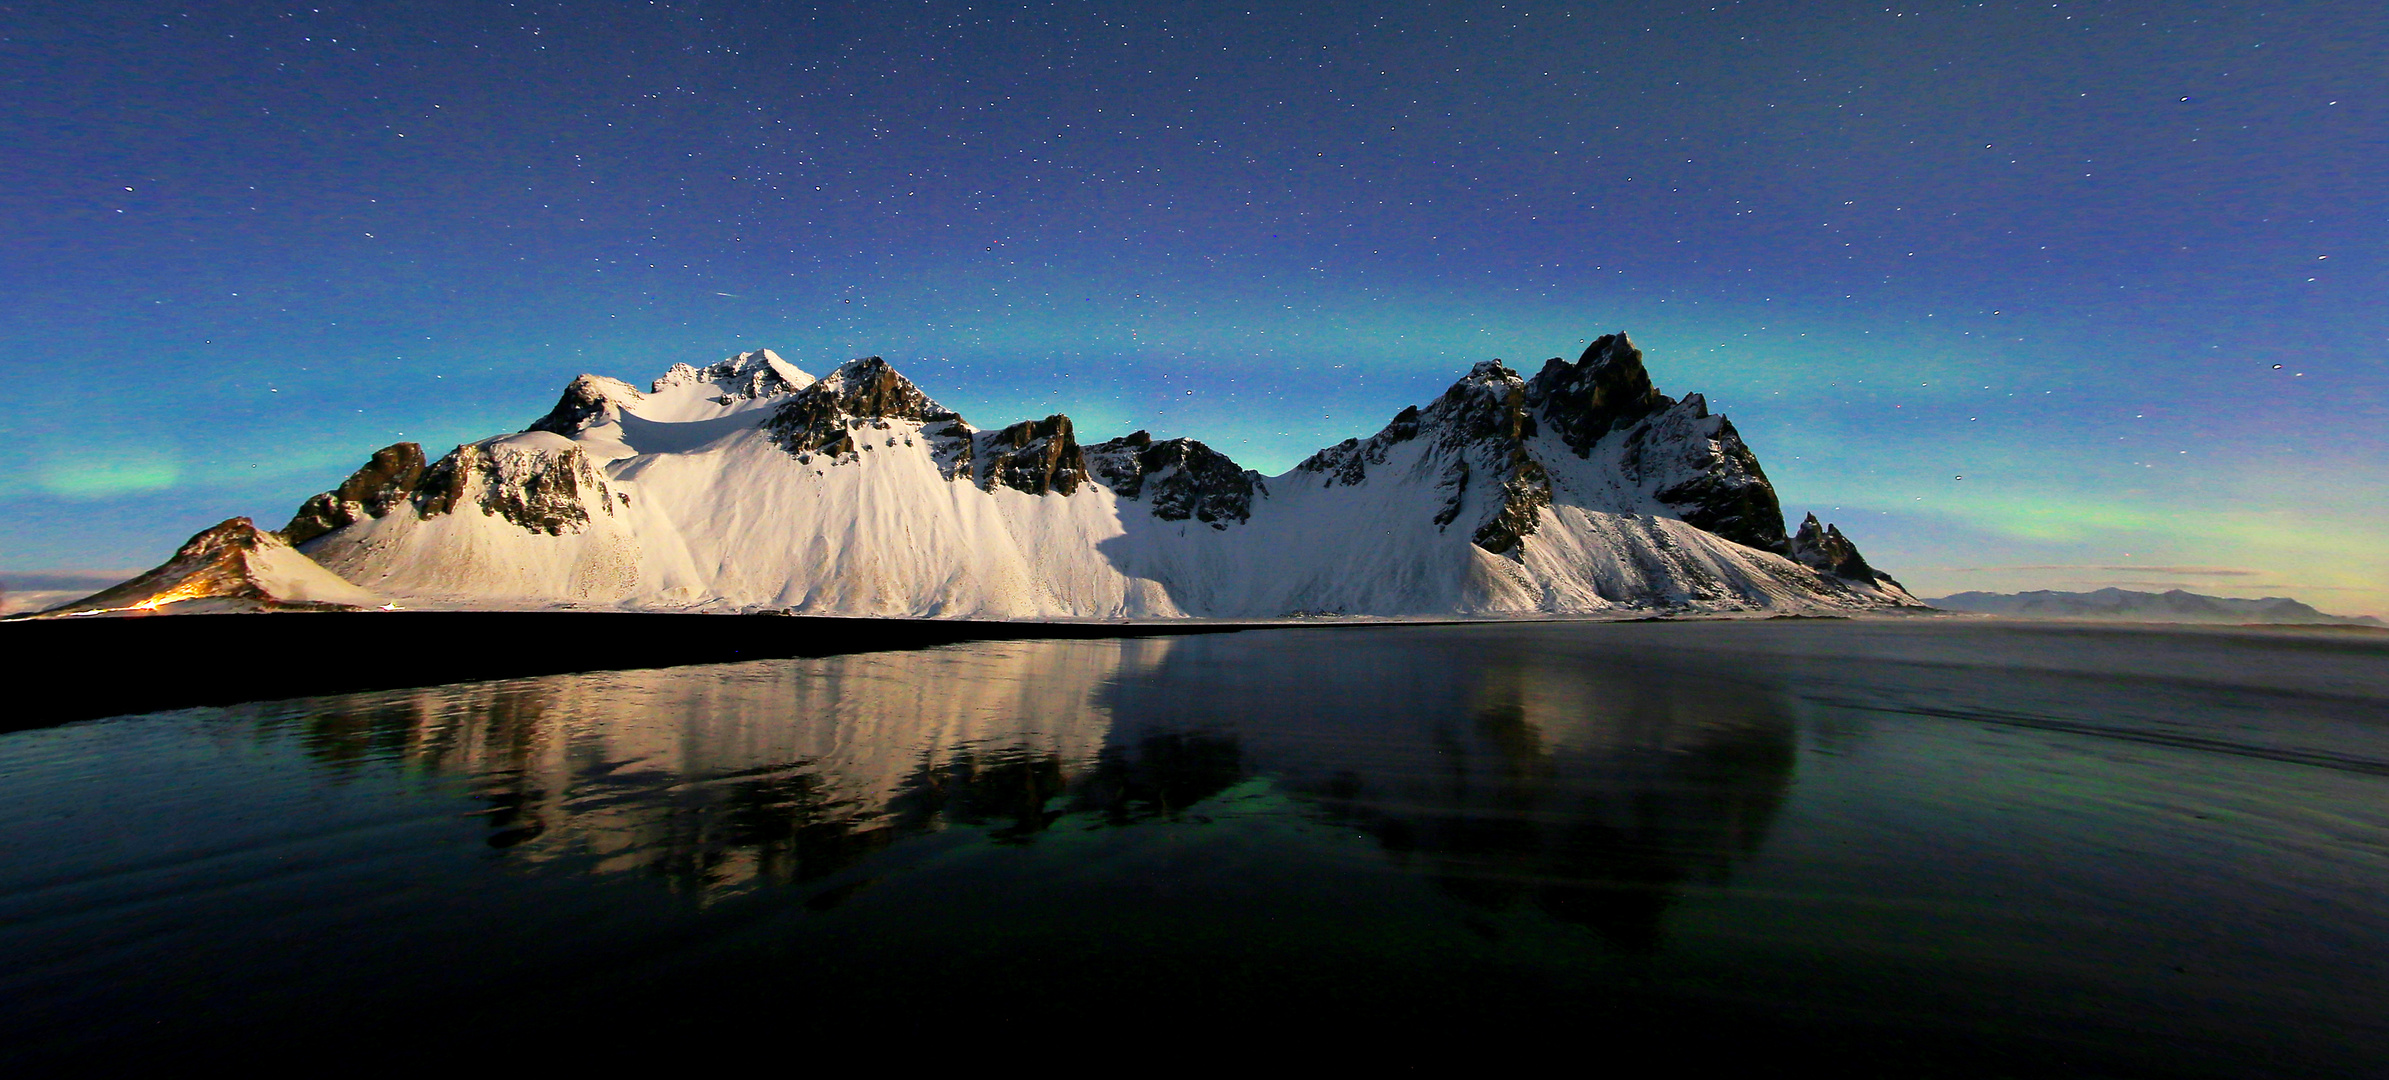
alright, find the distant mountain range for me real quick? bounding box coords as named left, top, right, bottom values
left=0, top=572, right=136, bottom=617
left=1928, top=588, right=2383, bottom=627
left=31, top=333, right=1919, bottom=619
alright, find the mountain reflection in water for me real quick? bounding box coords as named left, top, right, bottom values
left=264, top=639, right=1145, bottom=890
left=1101, top=638, right=1797, bottom=949
left=258, top=632, right=1792, bottom=949
left=6, top=622, right=2388, bottom=1074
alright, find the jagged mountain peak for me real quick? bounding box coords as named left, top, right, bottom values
left=764, top=355, right=968, bottom=460
left=807, top=356, right=943, bottom=408
left=1582, top=331, right=1648, bottom=373
left=1527, top=332, right=1675, bottom=456
left=1305, top=343, right=1668, bottom=478
left=527, top=349, right=811, bottom=436
left=650, top=348, right=811, bottom=397
left=1292, top=358, right=1552, bottom=553
left=1429, top=359, right=1536, bottom=444
left=526, top=373, right=646, bottom=436
left=1462, top=358, right=1523, bottom=383
left=1789, top=512, right=1899, bottom=589
left=1285, top=330, right=1803, bottom=558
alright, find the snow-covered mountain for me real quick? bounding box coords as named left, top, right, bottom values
left=1930, top=588, right=2383, bottom=627
left=245, top=333, right=1911, bottom=618
left=34, top=336, right=1912, bottom=619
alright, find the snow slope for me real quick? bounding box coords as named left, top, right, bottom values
left=286, top=340, right=1918, bottom=617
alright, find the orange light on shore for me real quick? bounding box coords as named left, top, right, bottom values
left=128, top=582, right=214, bottom=612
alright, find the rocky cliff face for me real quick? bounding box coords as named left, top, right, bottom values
left=1615, top=394, right=1785, bottom=553
left=1526, top=335, right=1786, bottom=553
left=281, top=442, right=430, bottom=546
left=759, top=356, right=1093, bottom=495
left=417, top=438, right=622, bottom=535
left=972, top=415, right=1088, bottom=496
left=1085, top=431, right=1258, bottom=526
left=1296, top=361, right=1556, bottom=554
left=1789, top=513, right=1899, bottom=589
left=284, top=434, right=622, bottom=541
left=1294, top=354, right=1664, bottom=557
left=1525, top=333, right=1671, bottom=454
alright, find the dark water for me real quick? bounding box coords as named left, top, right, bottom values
left=4, top=621, right=2386, bottom=1073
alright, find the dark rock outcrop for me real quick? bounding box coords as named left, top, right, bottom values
left=1789, top=513, right=1898, bottom=588
left=526, top=374, right=642, bottom=436
left=1623, top=395, right=1788, bottom=554
left=280, top=442, right=429, bottom=546
left=976, top=415, right=1087, bottom=496
left=1437, top=361, right=1540, bottom=446
left=1430, top=457, right=1470, bottom=528
left=415, top=442, right=611, bottom=535
left=1424, top=363, right=1554, bottom=554
left=1525, top=333, right=1673, bottom=455
left=286, top=437, right=617, bottom=542
left=1472, top=456, right=1552, bottom=555
left=766, top=356, right=967, bottom=460
left=1083, top=429, right=1154, bottom=496
left=1085, top=430, right=1258, bottom=526
left=1525, top=333, right=1788, bottom=554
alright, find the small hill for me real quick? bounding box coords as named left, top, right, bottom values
left=33, top=519, right=382, bottom=616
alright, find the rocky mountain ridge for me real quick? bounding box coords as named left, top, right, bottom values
left=45, top=332, right=1918, bottom=618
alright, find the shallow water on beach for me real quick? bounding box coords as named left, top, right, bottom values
left=3, top=620, right=2386, bottom=1073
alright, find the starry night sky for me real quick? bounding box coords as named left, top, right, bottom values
left=4, top=1, right=2383, bottom=612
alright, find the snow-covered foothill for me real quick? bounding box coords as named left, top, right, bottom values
left=270, top=336, right=1917, bottom=618
left=35, top=518, right=383, bottom=616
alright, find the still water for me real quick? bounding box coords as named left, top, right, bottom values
left=4, top=621, right=2386, bottom=1073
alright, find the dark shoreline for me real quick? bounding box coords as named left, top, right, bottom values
left=20, top=609, right=2378, bottom=734
left=3, top=610, right=1314, bottom=731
